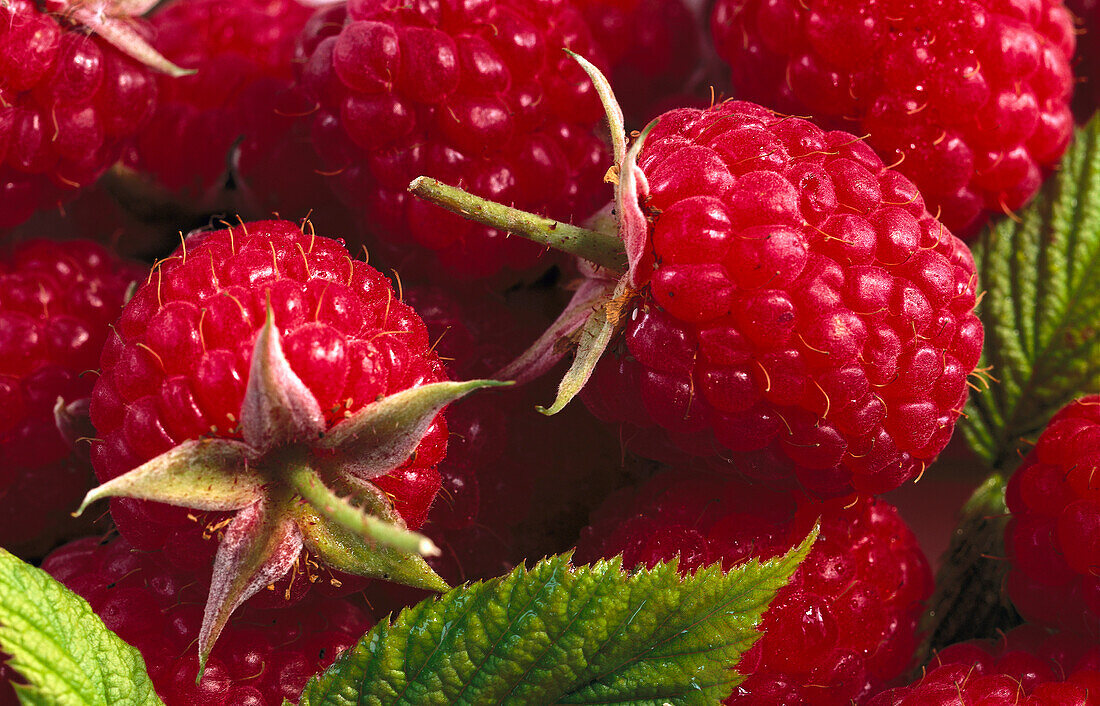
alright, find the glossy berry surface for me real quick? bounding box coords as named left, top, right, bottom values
left=0, top=0, right=158, bottom=228
left=575, top=468, right=933, bottom=705
left=869, top=624, right=1100, bottom=705
left=582, top=102, right=983, bottom=499
left=711, top=0, right=1077, bottom=237
left=296, top=0, right=611, bottom=281
left=131, top=0, right=313, bottom=197
left=1005, top=396, right=1100, bottom=637
left=31, top=536, right=372, bottom=706
left=89, top=220, right=448, bottom=603
left=0, top=239, right=143, bottom=554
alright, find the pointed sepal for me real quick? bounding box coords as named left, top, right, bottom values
left=74, top=439, right=260, bottom=516
left=289, top=465, right=439, bottom=558
left=294, top=494, right=450, bottom=594
left=496, top=278, right=618, bottom=384
left=317, top=380, right=511, bottom=479
left=618, top=121, right=655, bottom=287
left=566, top=50, right=626, bottom=165
left=50, top=0, right=195, bottom=77
left=538, top=274, right=634, bottom=416
left=199, top=499, right=303, bottom=673
left=53, top=397, right=93, bottom=452
left=240, top=304, right=326, bottom=455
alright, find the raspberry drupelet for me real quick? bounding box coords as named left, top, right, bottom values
left=0, top=239, right=144, bottom=555
left=295, top=0, right=612, bottom=281
left=1004, top=396, right=1100, bottom=637
left=575, top=468, right=933, bottom=705
left=710, top=0, right=1077, bottom=237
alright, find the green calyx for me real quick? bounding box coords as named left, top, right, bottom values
left=77, top=305, right=507, bottom=672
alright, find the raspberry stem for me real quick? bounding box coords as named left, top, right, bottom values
left=407, top=176, right=626, bottom=272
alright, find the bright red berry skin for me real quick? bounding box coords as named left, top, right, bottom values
left=296, top=0, right=611, bottom=281
left=0, top=239, right=143, bottom=555
left=710, top=0, right=1076, bottom=237
left=130, top=0, right=313, bottom=197
left=0, top=0, right=158, bottom=229
left=575, top=468, right=933, bottom=705
left=17, top=536, right=371, bottom=706
left=581, top=103, right=982, bottom=499
left=1004, top=396, right=1100, bottom=637
left=869, top=625, right=1100, bottom=705
left=89, top=220, right=448, bottom=604
left=575, top=0, right=703, bottom=124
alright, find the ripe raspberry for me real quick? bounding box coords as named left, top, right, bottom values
left=1004, top=396, right=1100, bottom=637
left=710, top=0, right=1077, bottom=237
left=296, top=0, right=611, bottom=281
left=580, top=102, right=983, bottom=499
left=129, top=0, right=313, bottom=198
left=24, top=536, right=370, bottom=706
left=0, top=0, right=159, bottom=228
left=0, top=239, right=143, bottom=556
left=574, top=468, right=933, bottom=705
left=869, top=625, right=1100, bottom=705
left=83, top=219, right=494, bottom=660
left=576, top=0, right=704, bottom=124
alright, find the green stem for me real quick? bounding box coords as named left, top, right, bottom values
left=408, top=176, right=626, bottom=272
left=288, top=465, right=439, bottom=558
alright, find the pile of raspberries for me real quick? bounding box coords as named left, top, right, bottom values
left=0, top=0, right=1097, bottom=704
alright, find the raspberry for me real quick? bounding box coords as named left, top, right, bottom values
left=84, top=219, right=475, bottom=659
left=869, top=625, right=1100, bottom=705
left=130, top=0, right=313, bottom=198
left=295, top=0, right=611, bottom=281
left=1004, top=396, right=1100, bottom=637
left=581, top=102, right=983, bottom=499
left=10, top=536, right=371, bottom=706
left=0, top=0, right=159, bottom=228
left=576, top=0, right=703, bottom=124
left=574, top=468, right=933, bottom=705
left=710, top=0, right=1077, bottom=237
left=0, top=239, right=143, bottom=556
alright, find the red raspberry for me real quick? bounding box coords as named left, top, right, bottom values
left=295, top=0, right=611, bottom=281
left=710, top=0, right=1077, bottom=237
left=576, top=0, right=704, bottom=124
left=0, top=0, right=159, bottom=228
left=581, top=102, right=982, bottom=499
left=0, top=239, right=143, bottom=555
left=1004, top=396, right=1100, bottom=637
left=129, top=0, right=313, bottom=198
left=575, top=468, right=933, bottom=705
left=86, top=219, right=462, bottom=659
left=6, top=536, right=370, bottom=706
left=869, top=625, right=1100, bottom=705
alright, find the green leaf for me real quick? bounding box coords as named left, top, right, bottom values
left=295, top=529, right=817, bottom=706
left=919, top=473, right=1021, bottom=657
left=961, top=116, right=1100, bottom=470
left=0, top=548, right=163, bottom=706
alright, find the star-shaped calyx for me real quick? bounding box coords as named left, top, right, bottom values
left=76, top=305, right=507, bottom=670
left=408, top=52, right=651, bottom=415
left=45, top=0, right=193, bottom=76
